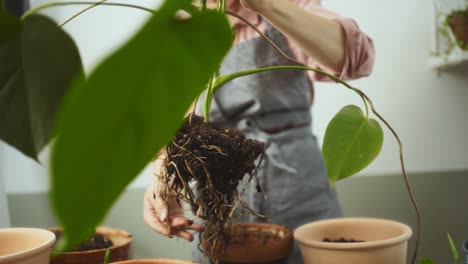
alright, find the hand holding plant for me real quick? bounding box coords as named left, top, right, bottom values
left=143, top=179, right=203, bottom=242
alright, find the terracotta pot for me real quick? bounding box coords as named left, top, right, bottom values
left=111, top=259, right=194, bottom=264
left=0, top=228, right=56, bottom=264
left=49, top=226, right=132, bottom=264
left=294, top=218, right=412, bottom=264
left=203, top=222, right=293, bottom=264
left=447, top=11, right=468, bottom=50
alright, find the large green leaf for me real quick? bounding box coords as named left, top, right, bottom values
left=322, top=105, right=383, bottom=185
left=0, top=5, right=84, bottom=159
left=50, top=0, right=232, bottom=249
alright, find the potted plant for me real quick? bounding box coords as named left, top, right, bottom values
left=446, top=8, right=468, bottom=50
left=0, top=0, right=420, bottom=263
left=432, top=0, right=468, bottom=66
left=49, top=226, right=132, bottom=264
left=0, top=228, right=56, bottom=264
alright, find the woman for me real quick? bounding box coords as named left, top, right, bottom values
left=144, top=0, right=375, bottom=262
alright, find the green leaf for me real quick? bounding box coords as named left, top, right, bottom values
left=419, top=258, right=436, bottom=264
left=50, top=0, right=232, bottom=249
left=0, top=10, right=84, bottom=159
left=448, top=233, right=461, bottom=264
left=323, top=105, right=383, bottom=185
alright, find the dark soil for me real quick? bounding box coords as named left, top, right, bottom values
left=322, top=237, right=364, bottom=243
left=54, top=232, right=113, bottom=251
left=447, top=10, right=468, bottom=49
left=160, top=114, right=265, bottom=259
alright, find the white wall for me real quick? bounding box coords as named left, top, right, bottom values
left=0, top=145, right=11, bottom=227
left=2, top=0, right=468, bottom=194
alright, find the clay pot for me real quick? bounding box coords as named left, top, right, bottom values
left=447, top=11, right=468, bottom=50
left=111, top=259, right=194, bottom=264
left=294, top=218, right=412, bottom=264
left=0, top=228, right=56, bottom=264
left=203, top=222, right=293, bottom=264
left=49, top=226, right=132, bottom=264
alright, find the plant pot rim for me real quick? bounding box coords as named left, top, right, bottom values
left=294, top=217, right=412, bottom=250
left=0, top=227, right=56, bottom=263
left=110, top=259, right=194, bottom=264
left=48, top=226, right=132, bottom=254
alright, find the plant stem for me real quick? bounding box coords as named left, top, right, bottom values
left=213, top=66, right=348, bottom=92
left=204, top=74, right=216, bottom=122
left=359, top=91, right=421, bottom=264
left=59, top=0, right=108, bottom=27
left=21, top=1, right=156, bottom=20
left=103, top=247, right=111, bottom=264
left=217, top=0, right=226, bottom=14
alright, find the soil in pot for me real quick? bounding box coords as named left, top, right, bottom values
left=53, top=232, right=113, bottom=251
left=322, top=238, right=364, bottom=243
left=447, top=10, right=468, bottom=50
left=160, top=114, right=266, bottom=259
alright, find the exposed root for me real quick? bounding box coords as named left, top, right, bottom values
left=157, top=114, right=265, bottom=261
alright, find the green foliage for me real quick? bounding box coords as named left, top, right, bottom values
left=448, top=233, right=461, bottom=264
left=419, top=258, right=436, bottom=264
left=0, top=5, right=84, bottom=159
left=103, top=247, right=111, bottom=264
left=49, top=0, right=232, bottom=250
left=322, top=105, right=383, bottom=185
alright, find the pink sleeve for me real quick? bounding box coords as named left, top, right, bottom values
left=289, top=0, right=375, bottom=82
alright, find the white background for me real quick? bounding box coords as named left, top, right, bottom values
left=1, top=0, right=468, bottom=194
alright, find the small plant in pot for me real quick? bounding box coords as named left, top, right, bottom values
left=446, top=8, right=468, bottom=50
left=432, top=1, right=468, bottom=61
left=49, top=226, right=132, bottom=264
left=0, top=0, right=421, bottom=264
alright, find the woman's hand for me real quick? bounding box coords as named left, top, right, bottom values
left=143, top=157, right=203, bottom=241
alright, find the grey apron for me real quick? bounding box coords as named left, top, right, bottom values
left=193, top=19, right=342, bottom=264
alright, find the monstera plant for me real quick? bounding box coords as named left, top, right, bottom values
left=0, top=0, right=420, bottom=263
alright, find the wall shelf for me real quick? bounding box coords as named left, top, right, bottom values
left=429, top=49, right=468, bottom=70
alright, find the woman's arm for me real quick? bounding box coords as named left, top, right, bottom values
left=242, top=0, right=346, bottom=71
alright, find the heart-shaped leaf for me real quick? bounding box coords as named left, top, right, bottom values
left=0, top=5, right=84, bottom=160
left=323, top=105, right=383, bottom=185
left=50, top=0, right=233, bottom=249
